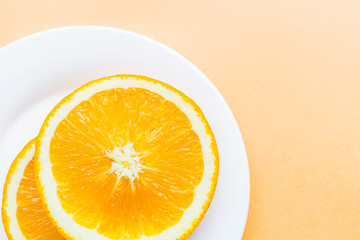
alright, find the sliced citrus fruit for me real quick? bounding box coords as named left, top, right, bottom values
left=2, top=140, right=65, bottom=240
left=35, top=74, right=219, bottom=240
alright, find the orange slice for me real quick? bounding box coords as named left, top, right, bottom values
left=35, top=75, right=219, bottom=240
left=1, top=140, right=65, bottom=240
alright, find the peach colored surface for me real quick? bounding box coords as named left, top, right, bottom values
left=1, top=1, right=360, bottom=239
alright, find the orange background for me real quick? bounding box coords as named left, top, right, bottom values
left=1, top=1, right=360, bottom=239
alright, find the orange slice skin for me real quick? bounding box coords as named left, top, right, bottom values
left=1, top=141, right=32, bottom=240
left=0, top=141, right=29, bottom=240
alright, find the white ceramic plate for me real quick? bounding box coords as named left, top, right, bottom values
left=0, top=26, right=249, bottom=240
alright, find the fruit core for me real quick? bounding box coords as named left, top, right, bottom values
left=106, top=143, right=142, bottom=182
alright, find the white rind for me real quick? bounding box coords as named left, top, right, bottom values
left=37, top=76, right=216, bottom=240
left=3, top=143, right=35, bottom=240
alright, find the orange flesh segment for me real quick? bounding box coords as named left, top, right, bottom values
left=16, top=158, right=64, bottom=240
left=50, top=88, right=204, bottom=239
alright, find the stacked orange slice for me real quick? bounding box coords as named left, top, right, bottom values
left=2, top=140, right=65, bottom=240
left=2, top=75, right=219, bottom=240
